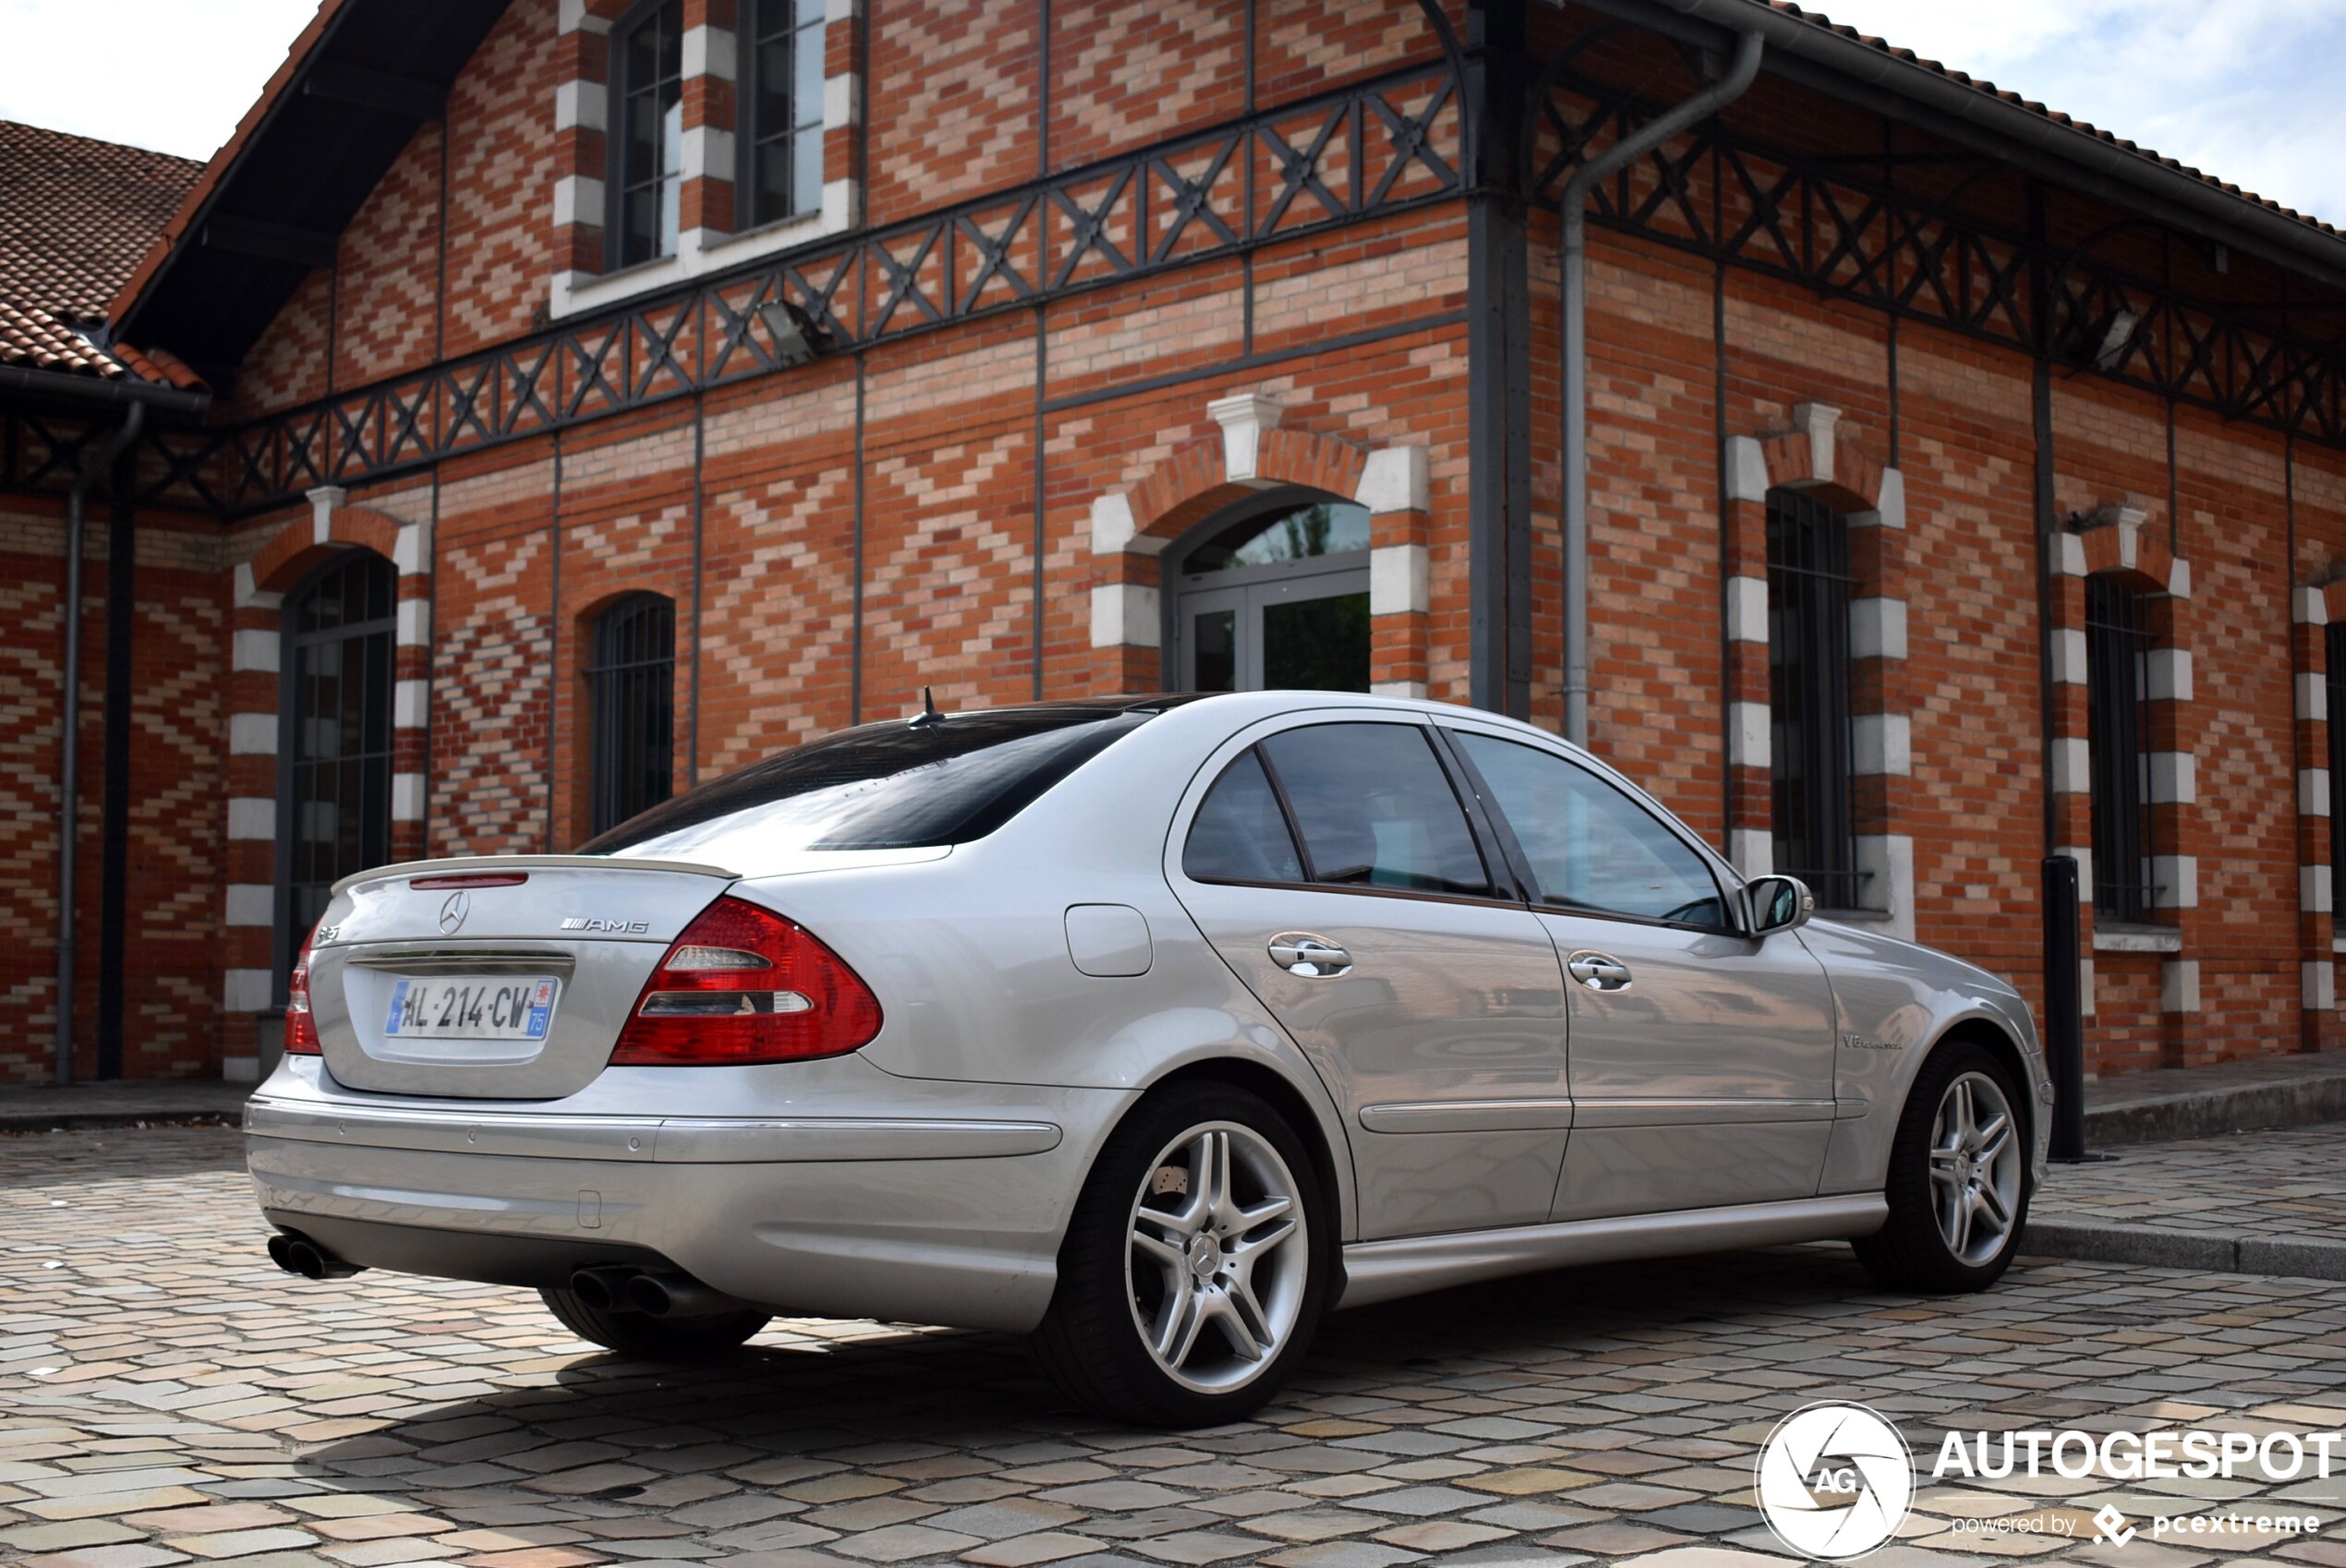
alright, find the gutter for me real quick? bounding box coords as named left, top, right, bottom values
left=1561, top=30, right=1764, bottom=747
left=0, top=363, right=214, bottom=417
left=53, top=404, right=151, bottom=1086
left=1571, top=0, right=2346, bottom=293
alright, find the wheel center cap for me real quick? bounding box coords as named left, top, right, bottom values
left=1188, top=1235, right=1221, bottom=1280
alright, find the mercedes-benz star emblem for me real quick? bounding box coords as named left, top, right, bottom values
left=438, top=890, right=471, bottom=935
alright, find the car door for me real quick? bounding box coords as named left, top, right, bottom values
left=1443, top=725, right=1838, bottom=1221
left=1169, top=717, right=1570, bottom=1239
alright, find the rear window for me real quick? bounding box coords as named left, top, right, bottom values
left=582, top=708, right=1152, bottom=862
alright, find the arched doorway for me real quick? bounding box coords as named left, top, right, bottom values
left=277, top=551, right=396, bottom=981
left=1166, top=493, right=1373, bottom=692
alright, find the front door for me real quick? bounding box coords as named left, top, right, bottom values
left=1443, top=725, right=1839, bottom=1220
left=1170, top=718, right=1570, bottom=1238
left=1171, top=498, right=1372, bottom=693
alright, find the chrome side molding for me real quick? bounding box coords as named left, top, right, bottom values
left=1334, top=1192, right=1889, bottom=1309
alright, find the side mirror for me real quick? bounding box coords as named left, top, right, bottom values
left=1747, top=874, right=1814, bottom=936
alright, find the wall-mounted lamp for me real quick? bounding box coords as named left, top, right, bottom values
left=757, top=297, right=830, bottom=368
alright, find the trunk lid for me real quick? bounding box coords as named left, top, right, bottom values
left=308, top=855, right=734, bottom=1100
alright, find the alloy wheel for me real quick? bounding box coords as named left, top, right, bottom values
left=1125, top=1120, right=1309, bottom=1393
left=1929, top=1070, right=2022, bottom=1266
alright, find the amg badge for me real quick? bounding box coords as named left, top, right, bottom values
left=561, top=916, right=651, bottom=934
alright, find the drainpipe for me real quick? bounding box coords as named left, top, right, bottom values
left=54, top=402, right=147, bottom=1085
left=1561, top=30, right=1762, bottom=747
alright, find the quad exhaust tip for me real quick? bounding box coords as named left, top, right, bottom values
left=569, top=1264, right=744, bottom=1319
left=267, top=1231, right=365, bottom=1281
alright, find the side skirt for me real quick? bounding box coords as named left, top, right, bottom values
left=1334, top=1192, right=1889, bottom=1309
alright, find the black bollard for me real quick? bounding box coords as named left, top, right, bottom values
left=2042, top=855, right=2087, bottom=1163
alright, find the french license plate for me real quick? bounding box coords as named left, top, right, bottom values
left=383, top=977, right=559, bottom=1041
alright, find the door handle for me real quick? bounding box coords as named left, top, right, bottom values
left=1268, top=934, right=1352, bottom=977
left=1566, top=950, right=1632, bottom=991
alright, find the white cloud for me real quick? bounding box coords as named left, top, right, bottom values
left=0, top=0, right=321, bottom=161
left=1809, top=0, right=2346, bottom=224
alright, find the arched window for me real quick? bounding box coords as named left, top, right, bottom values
left=611, top=0, right=685, bottom=268
left=739, top=0, right=827, bottom=227
left=2086, top=573, right=2159, bottom=922
left=1766, top=488, right=1857, bottom=908
left=280, top=552, right=395, bottom=979
left=589, top=593, right=676, bottom=836
left=1167, top=496, right=1372, bottom=693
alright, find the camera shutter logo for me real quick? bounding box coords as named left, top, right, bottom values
left=1756, top=1402, right=1916, bottom=1559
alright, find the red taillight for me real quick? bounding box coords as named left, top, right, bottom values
left=611, top=897, right=883, bottom=1066
left=284, top=925, right=321, bottom=1055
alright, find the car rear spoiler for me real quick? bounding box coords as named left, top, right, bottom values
left=330, top=855, right=740, bottom=898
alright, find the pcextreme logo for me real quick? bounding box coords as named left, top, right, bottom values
left=1755, top=1403, right=1916, bottom=1560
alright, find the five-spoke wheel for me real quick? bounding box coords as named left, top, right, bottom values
left=1854, top=1041, right=2031, bottom=1293
left=1034, top=1084, right=1329, bottom=1427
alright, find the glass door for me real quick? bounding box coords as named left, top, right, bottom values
left=1170, top=499, right=1372, bottom=693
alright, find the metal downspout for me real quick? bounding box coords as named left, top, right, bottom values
left=1560, top=30, right=1761, bottom=747
left=54, top=402, right=146, bottom=1085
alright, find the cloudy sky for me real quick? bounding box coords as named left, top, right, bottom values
left=5, top=0, right=2346, bottom=225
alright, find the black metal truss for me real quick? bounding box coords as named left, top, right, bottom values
left=1529, top=69, right=2346, bottom=447
left=4, top=61, right=1462, bottom=518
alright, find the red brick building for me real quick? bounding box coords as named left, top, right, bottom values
left=9, top=0, right=2346, bottom=1082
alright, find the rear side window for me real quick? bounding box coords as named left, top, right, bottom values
left=584, top=708, right=1149, bottom=861
left=1263, top=723, right=1489, bottom=896
left=1452, top=731, right=1728, bottom=928
left=1184, top=751, right=1303, bottom=884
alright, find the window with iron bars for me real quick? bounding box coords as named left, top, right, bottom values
left=2328, top=621, right=2346, bottom=922
left=739, top=0, right=827, bottom=228
left=2086, top=574, right=2159, bottom=923
left=1766, top=488, right=1863, bottom=910
left=611, top=0, right=685, bottom=269
left=589, top=593, right=676, bottom=837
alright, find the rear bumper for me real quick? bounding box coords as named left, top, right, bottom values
left=245, top=1080, right=1133, bottom=1333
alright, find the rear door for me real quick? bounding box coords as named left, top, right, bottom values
left=1442, top=725, right=1838, bottom=1220
left=1169, top=718, right=1569, bottom=1239
left=306, top=859, right=733, bottom=1099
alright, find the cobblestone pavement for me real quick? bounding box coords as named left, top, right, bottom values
left=4, top=1128, right=2342, bottom=1568
left=2027, top=1129, right=2346, bottom=1237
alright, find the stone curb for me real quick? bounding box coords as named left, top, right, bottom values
left=2082, top=1072, right=2346, bottom=1147
left=2020, top=1218, right=2346, bottom=1282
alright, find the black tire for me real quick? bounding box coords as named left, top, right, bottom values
left=1032, top=1082, right=1331, bottom=1428
left=539, top=1286, right=770, bottom=1359
left=1851, top=1040, right=2031, bottom=1294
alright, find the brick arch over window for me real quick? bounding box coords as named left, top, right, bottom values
left=1087, top=392, right=1430, bottom=696
left=218, top=487, right=435, bottom=1064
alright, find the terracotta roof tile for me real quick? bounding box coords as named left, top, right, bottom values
left=0, top=118, right=204, bottom=385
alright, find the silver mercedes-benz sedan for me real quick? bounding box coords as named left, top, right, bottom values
left=248, top=691, right=2050, bottom=1427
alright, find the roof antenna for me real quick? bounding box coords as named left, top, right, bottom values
left=909, top=686, right=944, bottom=728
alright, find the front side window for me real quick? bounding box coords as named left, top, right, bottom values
left=1766, top=488, right=1858, bottom=908
left=282, top=552, right=396, bottom=978
left=741, top=0, right=827, bottom=227
left=1451, top=731, right=1730, bottom=929
left=1253, top=724, right=1490, bottom=896
left=588, top=593, right=676, bottom=837
left=2086, top=573, right=2158, bottom=922
left=612, top=0, right=684, bottom=267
